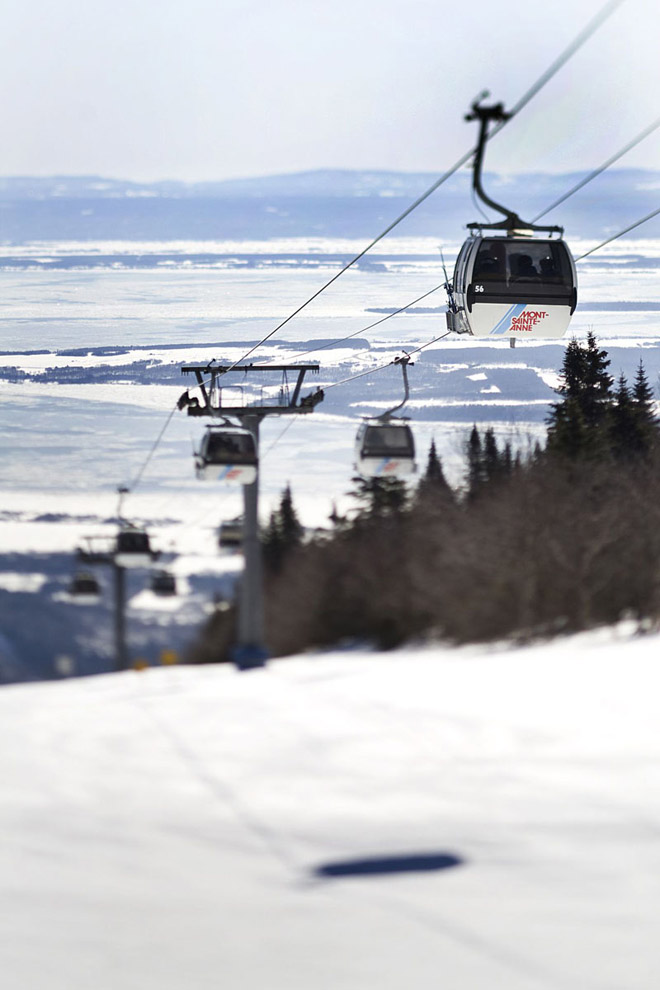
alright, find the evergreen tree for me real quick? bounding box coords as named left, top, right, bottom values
left=633, top=360, right=655, bottom=416
left=547, top=398, right=589, bottom=459
left=554, top=337, right=587, bottom=403
left=610, top=372, right=634, bottom=460
left=417, top=439, right=454, bottom=502
left=630, top=360, right=657, bottom=456
left=466, top=425, right=485, bottom=498
left=424, top=439, right=443, bottom=483
left=581, top=330, right=613, bottom=429
left=483, top=428, right=502, bottom=483
left=262, top=511, right=285, bottom=573
left=278, top=483, right=303, bottom=546
left=262, top=483, right=303, bottom=573
left=547, top=333, right=614, bottom=459
left=329, top=501, right=345, bottom=528
left=349, top=475, right=408, bottom=518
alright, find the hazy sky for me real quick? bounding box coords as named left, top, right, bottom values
left=1, top=0, right=658, bottom=181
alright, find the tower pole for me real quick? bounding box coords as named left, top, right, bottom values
left=233, top=415, right=267, bottom=670
left=179, top=361, right=323, bottom=671
left=113, top=562, right=128, bottom=671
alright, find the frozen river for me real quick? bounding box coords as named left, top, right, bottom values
left=2, top=235, right=660, bottom=528
left=1, top=235, right=659, bottom=351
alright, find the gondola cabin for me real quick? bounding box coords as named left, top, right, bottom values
left=114, top=526, right=153, bottom=568
left=449, top=235, right=577, bottom=339
left=69, top=571, right=101, bottom=604
left=196, top=427, right=258, bottom=484
left=218, top=518, right=243, bottom=550
left=150, top=569, right=176, bottom=596
left=355, top=422, right=416, bottom=479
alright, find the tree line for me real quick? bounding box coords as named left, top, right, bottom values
left=189, top=333, right=660, bottom=663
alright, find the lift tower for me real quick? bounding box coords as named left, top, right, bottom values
left=75, top=531, right=158, bottom=672
left=179, top=362, right=324, bottom=670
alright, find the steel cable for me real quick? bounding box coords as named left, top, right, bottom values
left=533, top=114, right=660, bottom=223
left=218, top=0, right=624, bottom=374
left=266, top=280, right=446, bottom=365
left=573, top=205, right=660, bottom=261
left=119, top=0, right=626, bottom=496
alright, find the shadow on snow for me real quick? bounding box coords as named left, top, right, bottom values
left=312, top=851, right=464, bottom=879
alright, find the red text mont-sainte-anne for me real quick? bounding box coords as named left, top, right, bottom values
left=510, top=311, right=548, bottom=332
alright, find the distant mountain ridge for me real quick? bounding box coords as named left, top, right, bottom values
left=0, top=169, right=657, bottom=241
left=0, top=168, right=657, bottom=200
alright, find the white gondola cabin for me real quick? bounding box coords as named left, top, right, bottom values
left=355, top=422, right=416, bottom=479
left=150, top=569, right=176, bottom=596
left=446, top=97, right=578, bottom=340
left=69, top=570, right=101, bottom=604
left=448, top=234, right=577, bottom=339
left=195, top=426, right=257, bottom=484
left=218, top=517, right=243, bottom=550
left=114, top=526, right=153, bottom=568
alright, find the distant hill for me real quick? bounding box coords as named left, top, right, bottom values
left=0, top=169, right=656, bottom=241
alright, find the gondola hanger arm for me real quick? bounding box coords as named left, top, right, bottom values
left=380, top=354, right=414, bottom=421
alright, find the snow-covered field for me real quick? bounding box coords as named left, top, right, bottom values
left=1, top=628, right=659, bottom=989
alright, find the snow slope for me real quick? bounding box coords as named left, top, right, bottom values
left=2, top=629, right=659, bottom=989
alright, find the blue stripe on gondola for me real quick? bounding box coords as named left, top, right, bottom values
left=490, top=303, right=526, bottom=335
left=216, top=465, right=242, bottom=481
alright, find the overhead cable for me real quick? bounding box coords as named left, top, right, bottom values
left=125, top=186, right=655, bottom=496
left=255, top=331, right=454, bottom=467
left=533, top=113, right=660, bottom=222
left=574, top=204, right=660, bottom=261
left=323, top=332, right=453, bottom=392
left=120, top=0, right=626, bottom=495
left=126, top=183, right=658, bottom=499
left=503, top=0, right=624, bottom=121
left=127, top=405, right=179, bottom=492
left=261, top=418, right=299, bottom=459
left=223, top=0, right=624, bottom=372
left=273, top=280, right=446, bottom=365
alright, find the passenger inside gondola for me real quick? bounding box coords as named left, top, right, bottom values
left=474, top=242, right=505, bottom=279
left=540, top=256, right=560, bottom=278
left=513, top=254, right=538, bottom=278
left=475, top=252, right=501, bottom=276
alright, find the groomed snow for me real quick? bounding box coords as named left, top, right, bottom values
left=1, top=628, right=659, bottom=989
